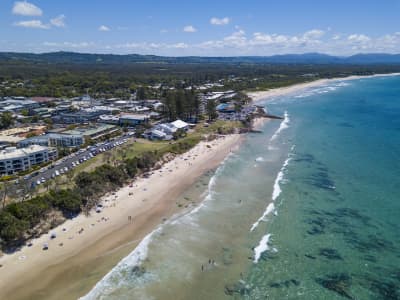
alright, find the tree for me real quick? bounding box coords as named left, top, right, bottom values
left=173, top=128, right=186, bottom=140
left=0, top=112, right=14, bottom=129
left=136, top=86, right=146, bottom=100
left=0, top=182, right=11, bottom=208
left=206, top=99, right=218, bottom=121
left=163, top=91, right=177, bottom=121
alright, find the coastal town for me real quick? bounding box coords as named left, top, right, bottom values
left=0, top=80, right=270, bottom=250
left=0, top=71, right=276, bottom=299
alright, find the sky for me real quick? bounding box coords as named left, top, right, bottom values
left=1, top=0, right=400, bottom=56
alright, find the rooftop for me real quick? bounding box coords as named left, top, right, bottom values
left=0, top=145, right=50, bottom=160
left=64, top=124, right=117, bottom=137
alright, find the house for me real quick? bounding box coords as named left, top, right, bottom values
left=149, top=129, right=167, bottom=140
left=155, top=123, right=177, bottom=135
left=171, top=119, right=190, bottom=131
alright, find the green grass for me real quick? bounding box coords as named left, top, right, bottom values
left=195, top=120, right=244, bottom=135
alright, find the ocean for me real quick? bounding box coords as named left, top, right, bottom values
left=81, top=75, right=400, bottom=300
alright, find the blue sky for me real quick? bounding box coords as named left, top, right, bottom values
left=1, top=0, right=400, bottom=56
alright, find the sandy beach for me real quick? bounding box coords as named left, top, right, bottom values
left=0, top=134, right=242, bottom=300
left=246, top=73, right=400, bottom=103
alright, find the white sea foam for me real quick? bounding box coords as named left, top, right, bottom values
left=272, top=157, right=291, bottom=201
left=270, top=111, right=290, bottom=142
left=255, top=157, right=265, bottom=162
left=250, top=156, right=291, bottom=232
left=253, top=234, right=271, bottom=263
left=79, top=227, right=162, bottom=300
left=335, top=81, right=350, bottom=87
left=250, top=203, right=275, bottom=232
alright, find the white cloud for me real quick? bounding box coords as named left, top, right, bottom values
left=223, top=30, right=247, bottom=47
left=12, top=1, right=42, bottom=16
left=210, top=17, right=230, bottom=26
left=160, top=29, right=168, bottom=33
left=347, top=34, right=371, bottom=43
left=50, top=15, right=66, bottom=28
left=183, top=25, right=197, bottom=33
left=15, top=29, right=400, bottom=56
left=43, top=41, right=95, bottom=49
left=14, top=20, right=49, bottom=29
left=171, top=42, right=188, bottom=49
left=303, top=29, right=325, bottom=40
left=99, top=25, right=110, bottom=32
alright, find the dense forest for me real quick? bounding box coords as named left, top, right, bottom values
left=1, top=52, right=400, bottom=98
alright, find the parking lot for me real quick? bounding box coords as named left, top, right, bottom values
left=25, top=135, right=133, bottom=189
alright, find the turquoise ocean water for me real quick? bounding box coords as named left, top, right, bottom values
left=82, top=75, right=400, bottom=300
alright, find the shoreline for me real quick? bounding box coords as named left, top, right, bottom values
left=0, top=134, right=242, bottom=300
left=246, top=72, right=400, bottom=103
left=2, top=72, right=398, bottom=300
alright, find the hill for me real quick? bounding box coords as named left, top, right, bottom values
left=1, top=51, right=400, bottom=65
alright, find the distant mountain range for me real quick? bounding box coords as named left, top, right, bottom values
left=1, top=51, right=400, bottom=65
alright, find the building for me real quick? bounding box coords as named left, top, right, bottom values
left=99, top=114, right=120, bottom=125
left=64, top=124, right=119, bottom=140
left=0, top=145, right=57, bottom=176
left=0, top=126, right=46, bottom=145
left=52, top=110, right=104, bottom=124
left=216, top=103, right=236, bottom=113
left=18, top=133, right=84, bottom=148
left=0, top=98, right=39, bottom=113
left=170, top=119, right=190, bottom=131
left=155, top=123, right=177, bottom=135
left=119, top=114, right=150, bottom=126
left=129, top=106, right=151, bottom=114
left=147, top=129, right=169, bottom=140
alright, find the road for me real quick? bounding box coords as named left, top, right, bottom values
left=24, top=134, right=134, bottom=190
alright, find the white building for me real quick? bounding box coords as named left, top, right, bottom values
left=0, top=145, right=57, bottom=176
left=170, top=120, right=190, bottom=131
left=18, top=133, right=84, bottom=148
left=155, top=123, right=177, bottom=135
